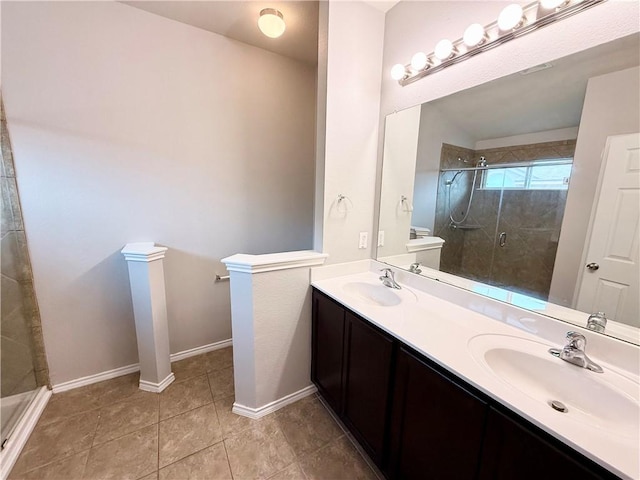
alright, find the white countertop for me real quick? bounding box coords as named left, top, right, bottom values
left=311, top=268, right=639, bottom=479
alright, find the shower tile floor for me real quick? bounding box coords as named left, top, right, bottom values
left=9, top=347, right=379, bottom=480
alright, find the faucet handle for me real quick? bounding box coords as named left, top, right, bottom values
left=566, top=331, right=586, bottom=350
left=380, top=268, right=392, bottom=277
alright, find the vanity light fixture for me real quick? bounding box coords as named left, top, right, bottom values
left=390, top=0, right=605, bottom=86
left=434, top=39, right=456, bottom=60
left=411, top=52, right=429, bottom=71
left=391, top=63, right=409, bottom=80
left=540, top=0, right=568, bottom=9
left=463, top=24, right=488, bottom=47
left=497, top=4, right=526, bottom=31
left=258, top=8, right=286, bottom=38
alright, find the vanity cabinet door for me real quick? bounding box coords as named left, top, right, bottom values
left=389, top=348, right=488, bottom=480
left=311, top=290, right=347, bottom=414
left=343, top=311, right=394, bottom=466
left=479, top=408, right=607, bottom=480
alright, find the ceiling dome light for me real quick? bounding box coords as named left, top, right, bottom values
left=391, top=63, right=408, bottom=81
left=498, top=4, right=525, bottom=31
left=411, top=52, right=429, bottom=71
left=258, top=8, right=286, bottom=38
left=463, top=23, right=487, bottom=47
left=434, top=39, right=455, bottom=61
left=540, top=0, right=567, bottom=9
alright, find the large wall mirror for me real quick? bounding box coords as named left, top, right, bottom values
left=376, top=33, right=640, bottom=345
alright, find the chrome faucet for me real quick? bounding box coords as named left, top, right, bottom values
left=587, top=312, right=607, bottom=333
left=379, top=268, right=402, bottom=289
left=549, top=331, right=603, bottom=373
left=409, top=262, right=422, bottom=274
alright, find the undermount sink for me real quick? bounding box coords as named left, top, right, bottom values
left=342, top=281, right=416, bottom=307
left=468, top=334, right=640, bottom=437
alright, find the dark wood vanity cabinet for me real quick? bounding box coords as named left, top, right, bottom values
left=311, top=288, right=620, bottom=480
left=389, top=347, right=488, bottom=479
left=311, top=290, right=346, bottom=413
left=479, top=408, right=609, bottom=480
left=311, top=290, right=394, bottom=465
left=342, top=311, right=394, bottom=465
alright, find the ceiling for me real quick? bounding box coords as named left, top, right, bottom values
left=123, top=1, right=319, bottom=65
left=430, top=33, right=640, bottom=142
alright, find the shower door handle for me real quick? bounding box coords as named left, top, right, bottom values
left=499, top=232, right=507, bottom=247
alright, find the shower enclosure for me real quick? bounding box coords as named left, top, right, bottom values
left=1, top=99, right=49, bottom=455
left=433, top=141, right=575, bottom=300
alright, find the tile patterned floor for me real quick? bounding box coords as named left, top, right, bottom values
left=9, top=347, right=379, bottom=480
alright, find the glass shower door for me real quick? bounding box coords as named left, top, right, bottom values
left=488, top=161, right=572, bottom=300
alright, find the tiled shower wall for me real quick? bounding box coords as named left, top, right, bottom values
left=1, top=98, right=50, bottom=396
left=433, top=140, right=576, bottom=300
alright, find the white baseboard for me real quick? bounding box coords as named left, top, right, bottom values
left=169, top=338, right=233, bottom=362
left=51, top=363, right=141, bottom=394
left=232, top=384, right=317, bottom=419
left=139, top=373, right=175, bottom=393
left=1, top=386, right=52, bottom=480
left=51, top=338, right=232, bottom=393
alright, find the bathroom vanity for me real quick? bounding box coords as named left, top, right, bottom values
left=310, top=267, right=638, bottom=480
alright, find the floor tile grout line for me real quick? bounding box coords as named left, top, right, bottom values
left=91, top=397, right=160, bottom=448
left=14, top=446, right=93, bottom=478
left=158, top=438, right=228, bottom=476
left=159, top=397, right=215, bottom=423
left=156, top=420, right=160, bottom=479
left=221, top=438, right=235, bottom=480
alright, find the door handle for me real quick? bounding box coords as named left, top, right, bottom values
left=499, top=232, right=507, bottom=247
left=586, top=262, right=600, bottom=271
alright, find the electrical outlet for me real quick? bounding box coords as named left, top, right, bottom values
left=358, top=232, right=368, bottom=249
left=377, top=230, right=385, bottom=247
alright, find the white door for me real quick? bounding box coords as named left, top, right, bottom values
left=576, top=133, right=640, bottom=327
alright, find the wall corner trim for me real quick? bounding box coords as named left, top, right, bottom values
left=232, top=384, right=317, bottom=419
left=221, top=250, right=328, bottom=274
left=121, top=242, right=168, bottom=262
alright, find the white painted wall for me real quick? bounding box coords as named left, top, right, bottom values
left=377, top=105, right=421, bottom=257
left=320, top=1, right=385, bottom=264
left=412, top=103, right=476, bottom=231
left=2, top=2, right=316, bottom=385
left=550, top=66, right=640, bottom=307
left=475, top=127, right=579, bottom=150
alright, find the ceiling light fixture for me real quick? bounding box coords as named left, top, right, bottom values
left=390, top=0, right=605, bottom=86
left=258, top=8, right=286, bottom=39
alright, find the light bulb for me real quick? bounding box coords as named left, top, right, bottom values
left=498, top=4, right=524, bottom=31
left=463, top=23, right=486, bottom=47
left=258, top=8, right=286, bottom=38
left=540, top=0, right=566, bottom=9
left=391, top=64, right=407, bottom=81
left=434, top=39, right=455, bottom=61
left=411, top=52, right=428, bottom=71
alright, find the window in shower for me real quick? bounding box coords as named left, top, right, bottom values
left=482, top=159, right=573, bottom=190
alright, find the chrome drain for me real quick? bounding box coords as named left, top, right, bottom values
left=550, top=400, right=568, bottom=413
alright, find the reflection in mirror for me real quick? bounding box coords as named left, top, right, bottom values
left=376, top=33, right=640, bottom=345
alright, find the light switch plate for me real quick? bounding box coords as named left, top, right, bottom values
left=377, top=230, right=385, bottom=247
left=359, top=232, right=368, bottom=249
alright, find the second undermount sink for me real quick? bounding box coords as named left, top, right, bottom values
left=468, top=334, right=640, bottom=437
left=342, top=281, right=416, bottom=307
